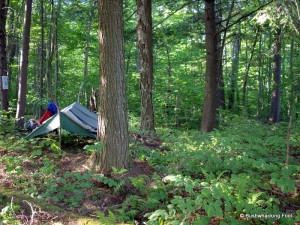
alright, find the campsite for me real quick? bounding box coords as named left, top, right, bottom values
left=0, top=0, right=300, bottom=224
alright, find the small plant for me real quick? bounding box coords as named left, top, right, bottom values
left=96, top=210, right=117, bottom=225
left=0, top=198, right=20, bottom=225
left=0, top=110, right=16, bottom=135
left=42, top=171, right=94, bottom=208
left=83, top=142, right=105, bottom=154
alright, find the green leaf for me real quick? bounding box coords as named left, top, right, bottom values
left=148, top=210, right=168, bottom=221
left=201, top=188, right=211, bottom=198
left=57, top=177, right=67, bottom=184
left=171, top=220, right=181, bottom=225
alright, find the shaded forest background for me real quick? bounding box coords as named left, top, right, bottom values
left=1, top=0, right=299, bottom=129
left=0, top=0, right=300, bottom=224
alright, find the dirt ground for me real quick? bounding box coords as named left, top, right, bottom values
left=0, top=138, right=155, bottom=225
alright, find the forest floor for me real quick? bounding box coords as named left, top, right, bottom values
left=0, top=117, right=300, bottom=224
left=0, top=138, right=155, bottom=225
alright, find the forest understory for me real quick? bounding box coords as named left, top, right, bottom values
left=0, top=115, right=300, bottom=225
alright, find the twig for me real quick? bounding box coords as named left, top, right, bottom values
left=22, top=200, right=35, bottom=225
left=217, top=0, right=273, bottom=35
left=10, top=197, right=16, bottom=215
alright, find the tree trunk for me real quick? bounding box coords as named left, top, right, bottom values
left=46, top=0, right=54, bottom=97
left=53, top=0, right=61, bottom=103
left=228, top=28, right=241, bottom=111
left=87, top=0, right=129, bottom=174
left=288, top=39, right=295, bottom=119
left=201, top=0, right=218, bottom=132
left=0, top=0, right=9, bottom=111
left=83, top=0, right=96, bottom=107
left=270, top=29, right=281, bottom=123
left=216, top=0, right=233, bottom=110
left=256, top=33, right=263, bottom=119
left=137, top=0, right=155, bottom=133
left=39, top=0, right=45, bottom=117
left=165, top=42, right=172, bottom=126
left=242, top=28, right=259, bottom=112
left=15, top=0, right=32, bottom=127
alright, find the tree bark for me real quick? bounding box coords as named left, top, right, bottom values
left=46, top=0, right=54, bottom=97
left=228, top=28, right=241, bottom=110
left=83, top=0, right=96, bottom=107
left=216, top=0, right=233, bottom=110
left=87, top=0, right=129, bottom=174
left=256, top=34, right=263, bottom=119
left=0, top=0, right=9, bottom=111
left=242, top=28, right=259, bottom=111
left=39, top=0, right=45, bottom=117
left=15, top=0, right=32, bottom=127
left=137, top=0, right=155, bottom=133
left=201, top=0, right=218, bottom=132
left=270, top=29, right=281, bottom=123
left=165, top=41, right=172, bottom=126
left=53, top=0, right=61, bottom=103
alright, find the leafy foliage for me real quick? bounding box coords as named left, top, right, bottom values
left=0, top=116, right=299, bottom=224
left=120, top=116, right=299, bottom=224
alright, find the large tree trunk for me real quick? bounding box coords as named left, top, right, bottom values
left=201, top=0, right=218, bottom=132
left=87, top=0, right=129, bottom=174
left=137, top=0, right=155, bottom=133
left=0, top=0, right=9, bottom=111
left=15, top=0, right=32, bottom=127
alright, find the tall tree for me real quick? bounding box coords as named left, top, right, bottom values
left=46, top=0, right=54, bottom=97
left=269, top=2, right=284, bottom=123
left=15, top=0, right=32, bottom=127
left=201, top=0, right=218, bottom=132
left=87, top=0, right=129, bottom=174
left=83, top=0, right=96, bottom=107
left=137, top=0, right=155, bottom=133
left=0, top=0, right=9, bottom=111
left=270, top=27, right=281, bottom=123
left=242, top=28, right=259, bottom=111
left=53, top=0, right=61, bottom=103
left=228, top=27, right=241, bottom=110
left=39, top=0, right=45, bottom=117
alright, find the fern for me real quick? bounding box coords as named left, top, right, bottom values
left=113, top=179, right=126, bottom=194
left=96, top=210, right=116, bottom=225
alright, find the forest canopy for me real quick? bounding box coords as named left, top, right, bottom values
left=0, top=0, right=299, bottom=127
left=0, top=0, right=299, bottom=224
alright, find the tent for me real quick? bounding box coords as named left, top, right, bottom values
left=24, top=102, right=98, bottom=139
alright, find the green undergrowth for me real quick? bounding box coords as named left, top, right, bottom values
left=0, top=114, right=299, bottom=224
left=124, top=115, right=300, bottom=224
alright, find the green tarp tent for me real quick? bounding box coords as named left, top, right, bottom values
left=24, top=102, right=97, bottom=139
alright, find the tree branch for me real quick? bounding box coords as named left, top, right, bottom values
left=217, top=0, right=274, bottom=35
left=153, top=0, right=198, bottom=29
